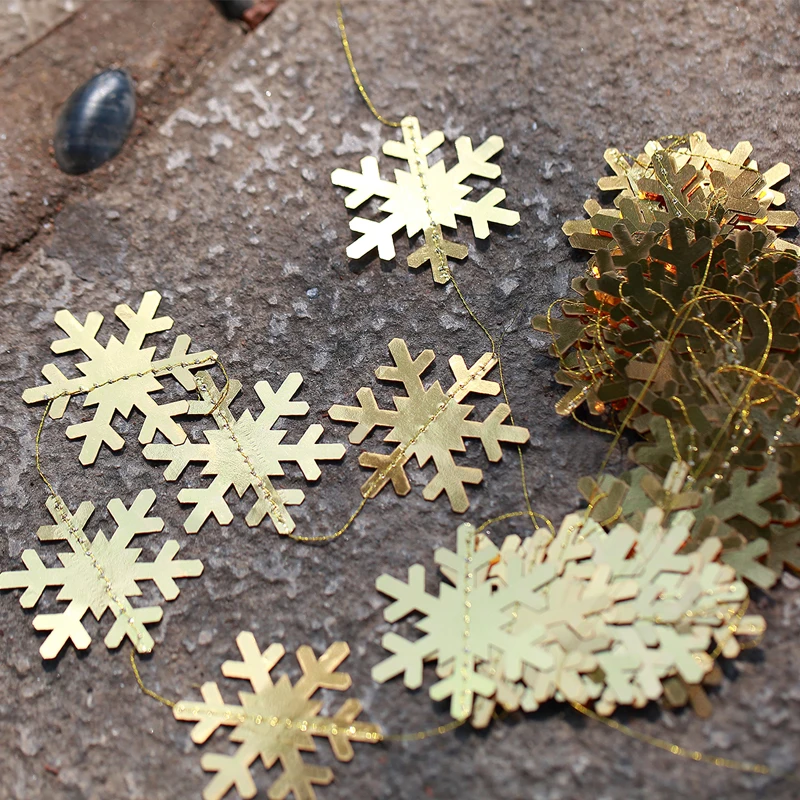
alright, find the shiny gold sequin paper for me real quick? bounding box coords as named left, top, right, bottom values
left=331, top=116, right=519, bottom=283
left=174, top=632, right=380, bottom=800
left=535, top=135, right=800, bottom=586
left=329, top=338, right=529, bottom=512
left=562, top=132, right=799, bottom=266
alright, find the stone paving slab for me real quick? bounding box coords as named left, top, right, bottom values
left=0, top=1, right=799, bottom=799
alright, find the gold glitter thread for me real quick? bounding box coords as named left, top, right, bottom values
left=449, top=273, right=540, bottom=533
left=289, top=495, right=369, bottom=544
left=569, top=701, right=770, bottom=775
left=380, top=718, right=466, bottom=742
left=336, top=0, right=403, bottom=128
left=130, top=649, right=175, bottom=709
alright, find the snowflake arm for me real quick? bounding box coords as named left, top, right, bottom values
left=453, top=188, right=519, bottom=239
left=331, top=156, right=397, bottom=208
left=22, top=291, right=217, bottom=464
left=0, top=489, right=201, bottom=658
left=174, top=633, right=380, bottom=800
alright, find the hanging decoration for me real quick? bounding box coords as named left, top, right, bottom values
left=144, top=371, right=345, bottom=535
left=534, top=133, right=800, bottom=587
left=329, top=338, right=529, bottom=512
left=7, top=2, right=787, bottom=790
left=173, top=632, right=380, bottom=800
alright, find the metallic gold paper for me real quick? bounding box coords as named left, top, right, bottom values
left=174, top=632, right=380, bottom=800
left=331, top=116, right=519, bottom=283
left=144, top=371, right=345, bottom=535
left=329, top=338, right=529, bottom=512
left=0, top=490, right=202, bottom=658
left=22, top=291, right=217, bottom=465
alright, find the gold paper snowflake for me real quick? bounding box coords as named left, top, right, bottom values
left=331, top=116, right=519, bottom=283
left=373, top=468, right=765, bottom=725
left=174, top=632, right=380, bottom=800
left=329, top=338, right=529, bottom=512
left=144, top=371, right=345, bottom=536
left=0, top=489, right=202, bottom=658
left=22, top=291, right=216, bottom=465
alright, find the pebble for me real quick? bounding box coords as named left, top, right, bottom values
left=54, top=69, right=136, bottom=175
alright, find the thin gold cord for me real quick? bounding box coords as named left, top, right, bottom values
left=569, top=701, right=769, bottom=774
left=449, top=273, right=541, bottom=533
left=336, top=0, right=403, bottom=127
left=289, top=495, right=369, bottom=543
left=130, top=649, right=176, bottom=709
left=35, top=399, right=58, bottom=501
left=379, top=718, right=466, bottom=742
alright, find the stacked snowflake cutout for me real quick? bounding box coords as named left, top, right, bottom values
left=372, top=464, right=765, bottom=725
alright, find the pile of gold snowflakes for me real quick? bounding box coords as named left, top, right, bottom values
left=535, top=134, right=800, bottom=589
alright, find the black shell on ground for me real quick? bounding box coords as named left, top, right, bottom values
left=53, top=69, right=136, bottom=175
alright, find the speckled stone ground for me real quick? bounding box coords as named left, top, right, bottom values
left=0, top=1, right=799, bottom=799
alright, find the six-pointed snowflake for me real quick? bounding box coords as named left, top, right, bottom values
left=328, top=338, right=529, bottom=513
left=0, top=489, right=202, bottom=658
left=373, top=469, right=765, bottom=725
left=144, top=371, right=345, bottom=535
left=331, top=115, right=520, bottom=283
left=23, top=291, right=217, bottom=465
left=174, top=632, right=380, bottom=800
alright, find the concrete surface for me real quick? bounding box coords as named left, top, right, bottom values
left=0, top=0, right=83, bottom=64
left=0, top=1, right=799, bottom=799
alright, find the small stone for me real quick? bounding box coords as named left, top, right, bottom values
left=54, top=69, right=136, bottom=175
left=106, top=210, right=120, bottom=221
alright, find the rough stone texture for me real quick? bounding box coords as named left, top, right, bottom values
left=0, top=0, right=83, bottom=64
left=0, top=1, right=799, bottom=799
left=0, top=0, right=236, bottom=254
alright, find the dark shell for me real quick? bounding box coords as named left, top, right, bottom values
left=211, top=0, right=254, bottom=20
left=54, top=69, right=136, bottom=176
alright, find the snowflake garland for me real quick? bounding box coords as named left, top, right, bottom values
left=0, top=489, right=202, bottom=659
left=331, top=116, right=520, bottom=283
left=562, top=132, right=800, bottom=267
left=174, top=632, right=381, bottom=800
left=144, top=371, right=345, bottom=535
left=329, top=338, right=529, bottom=513
left=23, top=291, right=217, bottom=465
left=372, top=467, right=765, bottom=725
